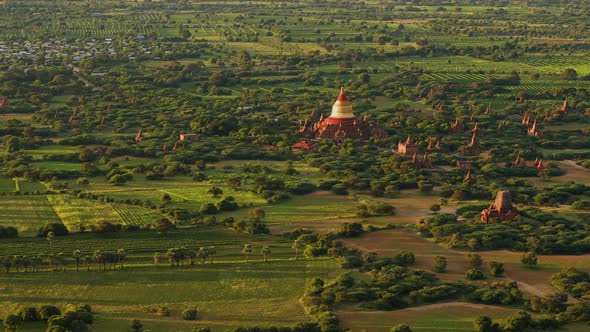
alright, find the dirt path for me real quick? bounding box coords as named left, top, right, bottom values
left=561, top=160, right=585, bottom=170
left=506, top=276, right=547, bottom=297
left=399, top=301, right=504, bottom=311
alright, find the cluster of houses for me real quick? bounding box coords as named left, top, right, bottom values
left=0, top=37, right=166, bottom=64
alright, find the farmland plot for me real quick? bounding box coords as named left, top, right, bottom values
left=47, top=195, right=123, bottom=230
left=111, top=204, right=161, bottom=226
left=0, top=196, right=61, bottom=234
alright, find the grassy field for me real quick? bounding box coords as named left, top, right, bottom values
left=0, top=196, right=61, bottom=235
left=338, top=303, right=520, bottom=332
left=0, top=228, right=339, bottom=331
left=220, top=191, right=356, bottom=233
left=77, top=175, right=267, bottom=212
left=1, top=260, right=336, bottom=331
left=47, top=195, right=124, bottom=230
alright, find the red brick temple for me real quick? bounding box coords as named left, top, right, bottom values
left=480, top=191, right=518, bottom=223
left=297, top=88, right=386, bottom=140
left=0, top=97, right=8, bottom=109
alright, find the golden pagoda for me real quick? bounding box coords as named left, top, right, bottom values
left=297, top=88, right=386, bottom=140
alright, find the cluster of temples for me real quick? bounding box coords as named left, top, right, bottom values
left=514, top=153, right=546, bottom=171
left=398, top=136, right=419, bottom=155
left=296, top=88, right=386, bottom=143
left=460, top=133, right=482, bottom=156
left=522, top=113, right=543, bottom=139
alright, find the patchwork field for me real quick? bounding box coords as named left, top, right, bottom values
left=0, top=196, right=61, bottom=235
left=47, top=195, right=124, bottom=230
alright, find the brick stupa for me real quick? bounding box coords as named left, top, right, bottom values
left=480, top=191, right=518, bottom=223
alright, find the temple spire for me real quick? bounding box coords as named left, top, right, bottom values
left=331, top=87, right=354, bottom=118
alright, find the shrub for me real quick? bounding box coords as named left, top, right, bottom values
left=199, top=202, right=218, bottom=214
left=395, top=251, right=416, bottom=266
left=572, top=200, right=590, bottom=210
left=467, top=254, right=483, bottom=268
left=38, top=223, right=69, bottom=237
left=488, top=261, right=505, bottom=277
left=39, top=305, right=61, bottom=321
left=522, top=252, right=538, bottom=267
left=0, top=226, right=18, bottom=238
left=18, top=306, right=39, bottom=321
left=182, top=307, right=198, bottom=320
left=466, top=268, right=485, bottom=280
left=157, top=306, right=170, bottom=316
left=338, top=222, right=364, bottom=237
left=434, top=256, right=447, bottom=273
left=390, top=324, right=412, bottom=332
left=331, top=183, right=348, bottom=195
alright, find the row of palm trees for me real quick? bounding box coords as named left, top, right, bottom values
left=1, top=243, right=281, bottom=273
left=157, top=245, right=272, bottom=266
left=0, top=249, right=126, bottom=273
left=156, top=246, right=217, bottom=267
left=242, top=244, right=272, bottom=262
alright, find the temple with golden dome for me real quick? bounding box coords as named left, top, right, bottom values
left=297, top=88, right=386, bottom=140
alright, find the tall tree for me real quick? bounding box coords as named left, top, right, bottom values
left=292, top=239, right=303, bottom=260
left=84, top=255, right=92, bottom=271
left=261, top=246, right=271, bottom=262
left=117, top=249, right=126, bottom=269
left=197, top=247, right=207, bottom=264
left=46, top=231, right=55, bottom=250
left=73, top=250, right=81, bottom=272
left=207, top=246, right=216, bottom=264
left=242, top=244, right=252, bottom=262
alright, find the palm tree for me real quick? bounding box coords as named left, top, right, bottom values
left=1, top=256, right=12, bottom=273
left=73, top=250, right=81, bottom=271
left=56, top=252, right=67, bottom=272
left=13, top=255, right=23, bottom=273
left=84, top=255, right=92, bottom=271
left=116, top=249, right=126, bottom=269
left=48, top=254, right=54, bottom=271
left=166, top=248, right=175, bottom=266
left=22, top=255, right=31, bottom=272
left=186, top=250, right=196, bottom=266
left=292, top=239, right=303, bottom=260
left=94, top=250, right=105, bottom=271
left=242, top=244, right=252, bottom=263
left=197, top=247, right=207, bottom=264
left=207, top=246, right=216, bottom=264
left=46, top=231, right=55, bottom=250
left=29, top=256, right=40, bottom=272
left=261, top=246, right=271, bottom=263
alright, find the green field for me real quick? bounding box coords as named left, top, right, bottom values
left=0, top=228, right=339, bottom=331
left=0, top=196, right=61, bottom=235
left=0, top=0, right=589, bottom=330
left=47, top=195, right=124, bottom=230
